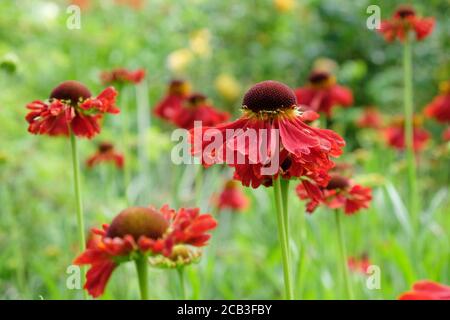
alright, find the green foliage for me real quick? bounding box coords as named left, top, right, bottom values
left=0, top=0, right=448, bottom=300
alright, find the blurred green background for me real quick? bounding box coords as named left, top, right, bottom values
left=0, top=0, right=449, bottom=300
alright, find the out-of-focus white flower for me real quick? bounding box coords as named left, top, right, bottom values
left=33, top=1, right=60, bottom=26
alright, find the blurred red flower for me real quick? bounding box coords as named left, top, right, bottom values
left=296, top=175, right=372, bottom=214
left=215, top=180, right=249, bottom=212
left=172, top=93, right=230, bottom=129
left=379, top=5, right=435, bottom=43
left=70, top=0, right=91, bottom=10
left=190, top=80, right=345, bottom=197
left=74, top=205, right=217, bottom=298
left=384, top=116, right=430, bottom=152
left=443, top=127, right=450, bottom=142
left=357, top=107, right=383, bottom=129
left=398, top=280, right=450, bottom=300
left=294, top=70, right=353, bottom=118
left=115, top=0, right=144, bottom=9
left=25, top=80, right=119, bottom=139
left=86, top=142, right=124, bottom=169
left=347, top=253, right=371, bottom=274
left=154, top=79, right=190, bottom=121
left=424, top=81, right=450, bottom=124
left=100, top=68, right=145, bottom=85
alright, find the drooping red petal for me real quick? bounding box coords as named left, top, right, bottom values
left=424, top=94, right=450, bottom=123
left=71, top=113, right=102, bottom=139
left=84, top=261, right=117, bottom=298
left=154, top=94, right=186, bottom=121
left=412, top=17, right=435, bottom=40
left=216, top=181, right=249, bottom=212
left=172, top=104, right=230, bottom=129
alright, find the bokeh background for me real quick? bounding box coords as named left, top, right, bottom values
left=0, top=0, right=449, bottom=299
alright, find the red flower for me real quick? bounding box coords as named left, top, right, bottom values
left=347, top=253, right=371, bottom=274
left=384, top=115, right=430, bottom=152
left=296, top=175, right=372, bottom=214
left=443, top=127, right=450, bottom=142
left=294, top=71, right=353, bottom=118
left=100, top=68, right=145, bottom=85
left=114, top=0, right=144, bottom=9
left=215, top=180, right=249, bottom=212
left=357, top=107, right=383, bottom=129
left=379, top=5, right=435, bottom=43
left=189, top=80, right=345, bottom=195
left=154, top=79, right=191, bottom=121
left=25, top=80, right=119, bottom=139
left=398, top=280, right=450, bottom=300
left=74, top=205, right=217, bottom=298
left=86, top=142, right=124, bottom=169
left=172, top=93, right=230, bottom=129
left=86, top=228, right=103, bottom=249
left=424, top=81, right=450, bottom=124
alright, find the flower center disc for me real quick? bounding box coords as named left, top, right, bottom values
left=98, top=142, right=114, bottom=153
left=169, top=79, right=190, bottom=96
left=187, top=93, right=207, bottom=107
left=309, top=71, right=335, bottom=88
left=107, top=207, right=169, bottom=241
left=50, top=80, right=92, bottom=105
left=242, top=80, right=297, bottom=113
left=395, top=6, right=416, bottom=19
left=326, top=175, right=350, bottom=190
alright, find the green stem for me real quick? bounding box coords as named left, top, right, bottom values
left=296, top=202, right=307, bottom=299
left=135, top=256, right=149, bottom=300
left=120, top=86, right=131, bottom=206
left=280, top=179, right=290, bottom=261
left=177, top=268, right=187, bottom=300
left=69, top=132, right=87, bottom=299
left=136, top=81, right=150, bottom=181
left=195, top=166, right=203, bottom=206
left=334, top=210, right=353, bottom=299
left=273, top=178, right=293, bottom=300
left=70, top=133, right=86, bottom=251
left=403, top=38, right=419, bottom=228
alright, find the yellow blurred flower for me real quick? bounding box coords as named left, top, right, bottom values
left=215, top=74, right=241, bottom=101
left=166, top=48, right=194, bottom=73
left=0, top=151, right=8, bottom=165
left=439, top=80, right=450, bottom=94
left=352, top=148, right=370, bottom=163
left=149, top=245, right=202, bottom=269
left=274, top=0, right=295, bottom=12
left=355, top=173, right=386, bottom=188
left=44, top=245, right=61, bottom=258
left=189, top=29, right=212, bottom=58
left=313, top=57, right=338, bottom=74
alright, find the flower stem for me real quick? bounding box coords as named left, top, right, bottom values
left=334, top=210, right=353, bottom=299
left=280, top=178, right=290, bottom=261
left=195, top=166, right=203, bottom=206
left=69, top=132, right=87, bottom=299
left=273, top=178, right=293, bottom=300
left=70, top=133, right=86, bottom=251
left=403, top=38, right=419, bottom=228
left=135, top=256, right=149, bottom=300
left=136, top=81, right=150, bottom=184
left=120, top=86, right=131, bottom=206
left=177, top=267, right=187, bottom=300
